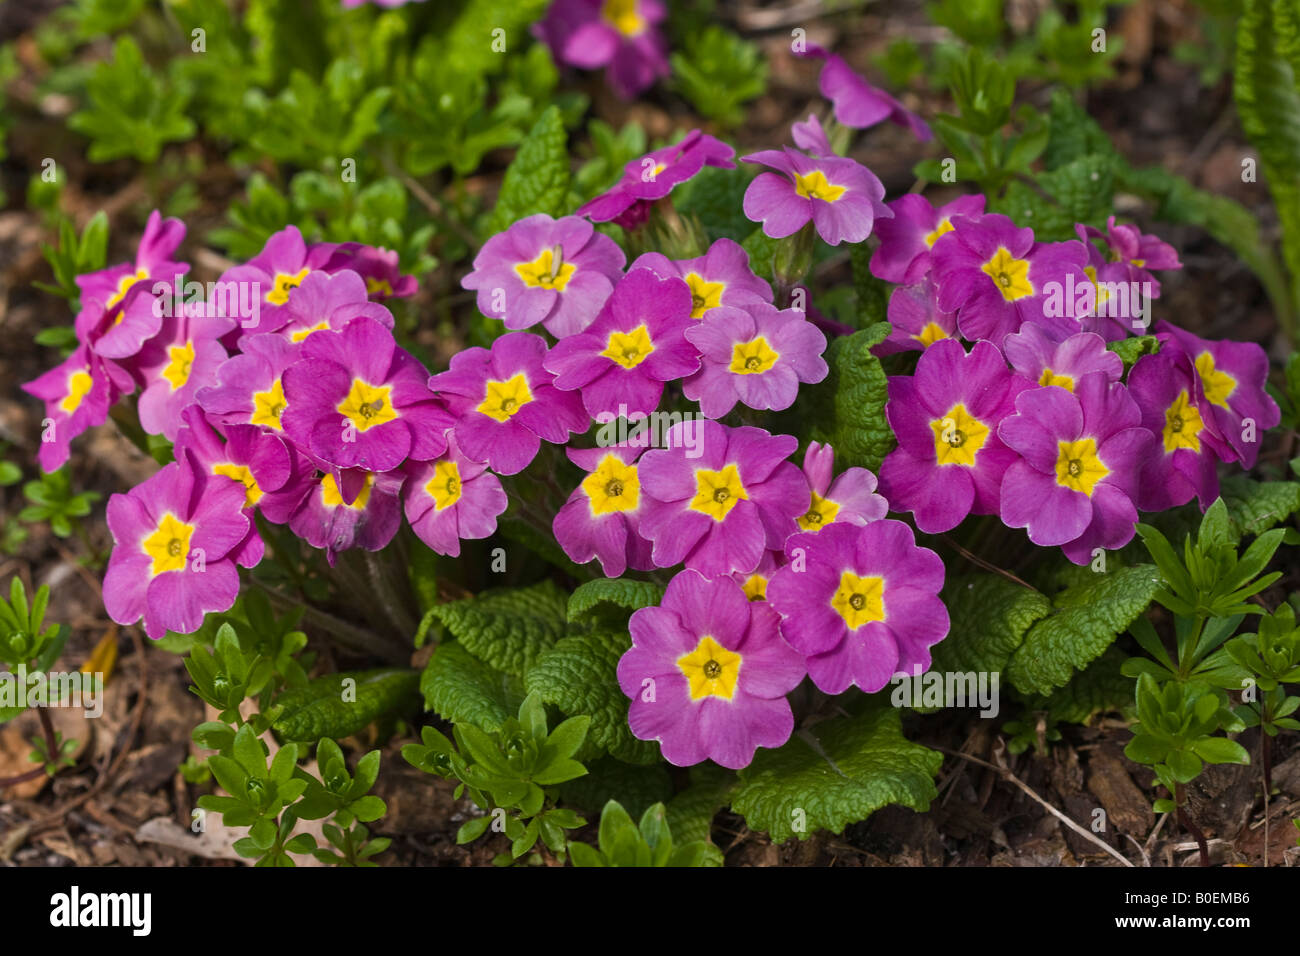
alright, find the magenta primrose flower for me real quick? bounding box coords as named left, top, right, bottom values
left=1002, top=323, right=1123, bottom=391
left=796, top=441, right=888, bottom=533
left=103, top=456, right=252, bottom=639
left=289, top=467, right=403, bottom=564
left=533, top=0, right=669, bottom=100
left=577, top=130, right=735, bottom=228
left=998, top=373, right=1155, bottom=565
left=931, top=213, right=1088, bottom=344
left=879, top=339, right=1028, bottom=534
left=875, top=278, right=958, bottom=356
left=791, top=113, right=834, bottom=157
left=196, top=333, right=299, bottom=435
left=136, top=307, right=235, bottom=441
left=1080, top=215, right=1182, bottom=293
left=273, top=269, right=394, bottom=346
left=22, top=345, right=134, bottom=473
left=870, top=193, right=986, bottom=286
left=1156, top=322, right=1280, bottom=469
left=313, top=242, right=419, bottom=299
left=731, top=549, right=784, bottom=603
left=682, top=303, right=828, bottom=419
left=799, top=43, right=932, bottom=141
left=75, top=210, right=188, bottom=360
left=767, top=521, right=949, bottom=694
left=544, top=267, right=699, bottom=419
left=219, top=226, right=339, bottom=335
left=430, top=331, right=588, bottom=476
left=403, top=436, right=507, bottom=558
left=630, top=237, right=773, bottom=321
left=462, top=214, right=626, bottom=338
left=618, top=569, right=805, bottom=769
left=1126, top=347, right=1231, bottom=512
left=638, top=421, right=809, bottom=578
left=281, top=316, right=454, bottom=473
left=553, top=443, right=655, bottom=577
left=742, top=147, right=890, bottom=246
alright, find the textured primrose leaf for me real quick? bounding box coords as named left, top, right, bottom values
left=419, top=641, right=523, bottom=733
left=1217, top=476, right=1300, bottom=538
left=675, top=165, right=756, bottom=243
left=487, top=105, right=570, bottom=234
left=559, top=757, right=674, bottom=821
left=804, top=322, right=895, bottom=473
left=740, top=227, right=780, bottom=281
left=1006, top=565, right=1162, bottom=695
left=272, top=669, right=419, bottom=743
left=991, top=153, right=1115, bottom=241
left=1107, top=335, right=1159, bottom=370
left=665, top=763, right=735, bottom=845
left=524, top=630, right=659, bottom=764
left=430, top=579, right=567, bottom=677
left=1036, top=646, right=1134, bottom=724
left=567, top=578, right=664, bottom=625
left=929, top=574, right=1052, bottom=679
left=732, top=703, right=941, bottom=842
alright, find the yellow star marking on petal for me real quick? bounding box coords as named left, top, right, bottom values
left=425, top=460, right=463, bottom=511
left=266, top=267, right=310, bottom=306
left=981, top=247, right=1034, bottom=301
left=924, top=218, right=954, bottom=248
left=290, top=321, right=331, bottom=343
left=741, top=574, right=768, bottom=601
left=689, top=464, right=748, bottom=521
left=60, top=370, right=94, bottom=414
left=677, top=635, right=742, bottom=701
left=366, top=277, right=393, bottom=297
left=602, top=0, right=644, bottom=36
left=143, top=512, right=194, bottom=576
left=162, top=341, right=196, bottom=391
left=1038, top=367, right=1075, bottom=391
left=684, top=272, right=726, bottom=319
left=321, top=472, right=372, bottom=510
left=213, top=463, right=263, bottom=507
left=1084, top=265, right=1109, bottom=310
left=514, top=246, right=576, bottom=291
left=729, top=336, right=780, bottom=375
left=793, top=169, right=847, bottom=202
left=337, top=379, right=398, bottom=432
left=1055, top=437, right=1108, bottom=495
left=107, top=267, right=150, bottom=310
left=912, top=322, right=949, bottom=347
left=830, top=570, right=885, bottom=630
left=1195, top=352, right=1236, bottom=410
left=250, top=379, right=287, bottom=431
left=930, top=403, right=990, bottom=467
left=1131, top=257, right=1146, bottom=268
left=1162, top=389, right=1204, bottom=454
left=797, top=492, right=840, bottom=532
left=582, top=454, right=640, bottom=515
left=600, top=324, right=656, bottom=370
left=477, top=373, right=533, bottom=422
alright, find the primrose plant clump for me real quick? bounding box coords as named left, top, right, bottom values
left=6, top=0, right=1300, bottom=869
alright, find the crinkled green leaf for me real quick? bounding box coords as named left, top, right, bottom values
left=430, top=579, right=567, bottom=677
left=272, top=669, right=419, bottom=743
left=803, top=322, right=894, bottom=472
left=930, top=574, right=1052, bottom=678
left=559, top=757, right=673, bottom=820
left=567, top=578, right=664, bottom=626
left=1217, top=476, right=1300, bottom=538
left=732, top=703, right=941, bottom=842
left=419, top=641, right=523, bottom=733
left=1037, top=646, right=1134, bottom=724
left=665, top=763, right=735, bottom=846
left=991, top=153, right=1115, bottom=241
left=1107, top=335, right=1159, bottom=370
left=487, top=105, right=569, bottom=234
left=674, top=165, right=756, bottom=243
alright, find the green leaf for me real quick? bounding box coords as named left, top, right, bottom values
left=272, top=669, right=419, bottom=742
left=732, top=702, right=941, bottom=843
left=566, top=578, right=664, bottom=626
left=429, top=580, right=567, bottom=677
left=929, top=574, right=1053, bottom=678
left=1007, top=565, right=1163, bottom=695
left=991, top=154, right=1115, bottom=241
left=419, top=641, right=523, bottom=733
left=487, top=105, right=569, bottom=235
left=802, top=323, right=895, bottom=473
left=1039, top=647, right=1135, bottom=724
left=1217, top=476, right=1300, bottom=539
left=1190, top=736, right=1251, bottom=765
left=559, top=758, right=673, bottom=821
left=524, top=630, right=659, bottom=763
left=665, top=764, right=734, bottom=845
left=674, top=166, right=758, bottom=243
left=1107, top=335, right=1159, bottom=370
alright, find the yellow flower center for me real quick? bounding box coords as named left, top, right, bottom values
left=107, top=267, right=149, bottom=310
left=366, top=277, right=393, bottom=297
left=685, top=273, right=726, bottom=319
left=741, top=574, right=768, bottom=601
left=793, top=169, right=847, bottom=202
left=831, top=571, right=885, bottom=630
left=912, top=322, right=948, bottom=347
left=1084, top=265, right=1109, bottom=308
left=924, top=218, right=954, bottom=248
left=267, top=267, right=310, bottom=306
left=599, top=324, right=656, bottom=370
left=930, top=403, right=989, bottom=467
left=981, top=247, right=1034, bottom=301
left=162, top=341, right=196, bottom=391
left=1194, top=352, right=1236, bottom=410
left=337, top=379, right=398, bottom=432
left=213, top=463, right=262, bottom=507
left=797, top=492, right=840, bottom=532
left=677, top=635, right=742, bottom=701
left=515, top=246, right=576, bottom=291
left=729, top=336, right=780, bottom=375
left=602, top=0, right=644, bottom=36
left=425, top=460, right=462, bottom=511
left=60, top=370, right=94, bottom=414
left=582, top=454, right=640, bottom=515
left=477, top=373, right=534, bottom=423
left=290, top=320, right=331, bottom=343
left=321, top=472, right=372, bottom=510
left=689, top=464, right=748, bottom=521
left=1055, top=437, right=1108, bottom=496
left=1038, top=367, right=1075, bottom=391
left=1162, top=389, right=1204, bottom=454
left=250, top=379, right=287, bottom=430
left=142, top=512, right=195, bottom=576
